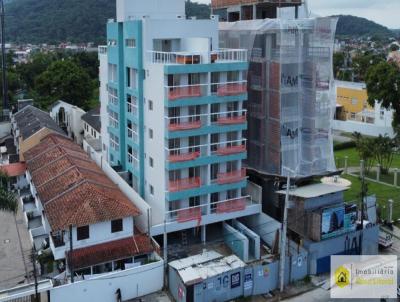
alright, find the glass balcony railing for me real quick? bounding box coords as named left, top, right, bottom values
left=210, top=196, right=250, bottom=214
left=168, top=177, right=201, bottom=192
left=215, top=168, right=247, bottom=185
left=166, top=81, right=247, bottom=101
left=148, top=49, right=247, bottom=65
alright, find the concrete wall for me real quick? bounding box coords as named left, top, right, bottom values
left=332, top=120, right=395, bottom=138
left=232, top=220, right=260, bottom=260
left=50, top=258, right=164, bottom=302
left=223, top=222, right=249, bottom=262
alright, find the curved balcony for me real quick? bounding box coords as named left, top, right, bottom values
left=216, top=168, right=246, bottom=185
left=169, top=177, right=201, bottom=192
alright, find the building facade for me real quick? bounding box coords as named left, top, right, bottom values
left=334, top=80, right=394, bottom=137
left=100, top=0, right=261, bottom=240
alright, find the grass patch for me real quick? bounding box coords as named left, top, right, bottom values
left=335, top=148, right=400, bottom=169
left=341, top=174, right=400, bottom=221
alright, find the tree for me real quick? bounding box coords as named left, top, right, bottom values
left=0, top=171, right=18, bottom=213
left=365, top=61, right=400, bottom=128
left=373, top=135, right=396, bottom=174
left=16, top=52, right=59, bottom=90
left=34, top=59, right=93, bottom=109
left=333, top=52, right=345, bottom=78
left=390, top=44, right=400, bottom=52
left=352, top=52, right=385, bottom=82
left=353, top=132, right=375, bottom=174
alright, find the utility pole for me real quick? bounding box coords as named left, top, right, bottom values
left=279, top=174, right=290, bottom=292
left=69, top=225, right=74, bottom=283
left=31, top=249, right=39, bottom=302
left=0, top=0, right=7, bottom=111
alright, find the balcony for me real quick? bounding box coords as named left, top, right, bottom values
left=214, top=142, right=247, bottom=156
left=216, top=82, right=247, bottom=96
left=127, top=153, right=139, bottom=169
left=127, top=128, right=139, bottom=143
left=176, top=207, right=202, bottom=223
left=166, top=145, right=208, bottom=163
left=98, top=45, right=107, bottom=55
left=148, top=49, right=247, bottom=65
left=168, top=151, right=200, bottom=163
left=215, top=111, right=247, bottom=125
left=211, top=196, right=248, bottom=214
left=215, top=168, right=247, bottom=185
left=168, top=120, right=202, bottom=131
left=51, top=233, right=65, bottom=248
left=127, top=103, right=138, bottom=116
left=169, top=177, right=201, bottom=192
left=167, top=85, right=202, bottom=100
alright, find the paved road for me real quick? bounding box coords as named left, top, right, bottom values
left=0, top=206, right=33, bottom=290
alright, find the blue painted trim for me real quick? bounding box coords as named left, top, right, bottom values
left=164, top=62, right=248, bottom=74
left=166, top=123, right=247, bottom=139
left=166, top=153, right=246, bottom=170
left=166, top=180, right=247, bottom=202
left=165, top=93, right=248, bottom=108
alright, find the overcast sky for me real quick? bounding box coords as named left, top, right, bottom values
left=197, top=0, right=400, bottom=29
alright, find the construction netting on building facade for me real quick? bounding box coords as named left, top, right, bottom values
left=219, top=17, right=338, bottom=177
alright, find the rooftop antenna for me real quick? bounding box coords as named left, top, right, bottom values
left=1, top=0, right=7, bottom=112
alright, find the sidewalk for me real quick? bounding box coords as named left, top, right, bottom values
left=0, top=206, right=34, bottom=290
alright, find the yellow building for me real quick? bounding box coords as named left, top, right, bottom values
left=335, top=80, right=373, bottom=122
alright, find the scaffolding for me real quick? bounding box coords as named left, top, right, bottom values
left=219, top=17, right=338, bottom=177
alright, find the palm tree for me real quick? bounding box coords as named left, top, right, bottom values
left=0, top=170, right=18, bottom=213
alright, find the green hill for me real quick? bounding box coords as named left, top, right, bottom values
left=4, top=1, right=394, bottom=44
left=5, top=0, right=211, bottom=44
left=335, top=15, right=394, bottom=38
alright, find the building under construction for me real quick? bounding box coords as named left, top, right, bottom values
left=218, top=18, right=338, bottom=178
left=211, top=0, right=304, bottom=21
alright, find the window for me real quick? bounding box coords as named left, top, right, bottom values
left=111, top=219, right=123, bottom=233
left=350, top=112, right=356, bottom=120
left=149, top=157, right=154, bottom=167
left=351, top=98, right=358, bottom=105
left=149, top=128, right=153, bottom=139
left=150, top=185, right=154, bottom=195
left=107, top=39, right=117, bottom=46
left=77, top=225, right=89, bottom=241
left=148, top=100, right=153, bottom=111
left=127, top=68, right=138, bottom=89
left=110, top=133, right=120, bottom=151
left=125, top=39, right=136, bottom=48
left=108, top=64, right=118, bottom=82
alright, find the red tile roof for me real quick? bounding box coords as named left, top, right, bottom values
left=0, top=162, right=26, bottom=177
left=23, top=133, right=141, bottom=232
left=67, top=234, right=154, bottom=269
left=45, top=181, right=140, bottom=231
